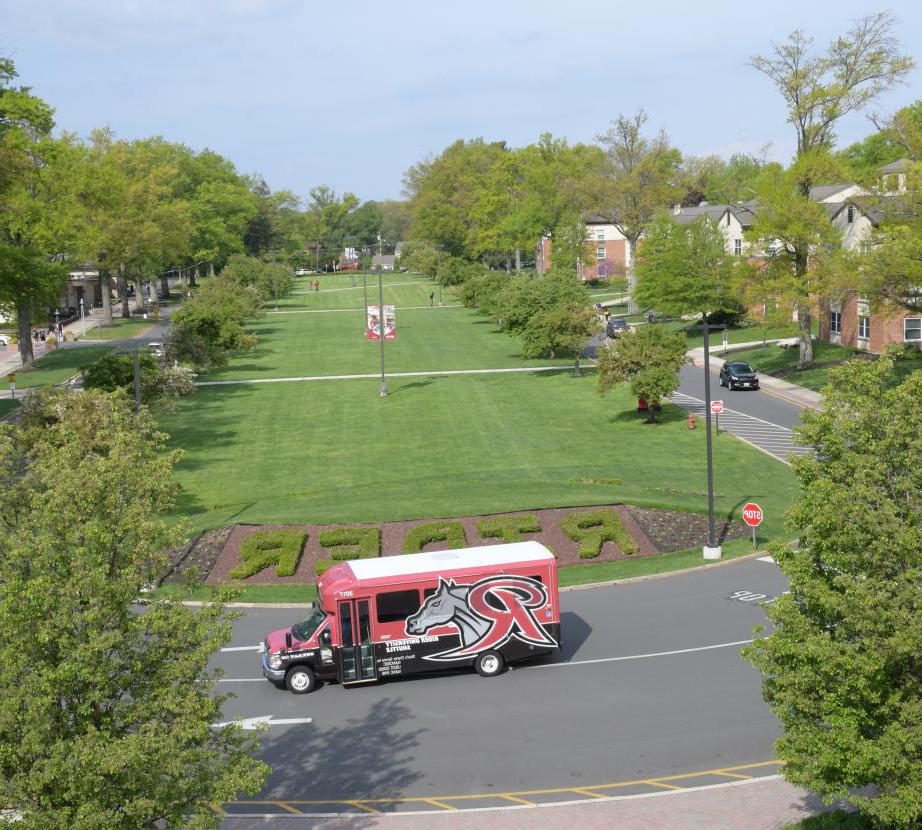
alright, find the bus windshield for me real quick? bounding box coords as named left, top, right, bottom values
left=291, top=606, right=327, bottom=642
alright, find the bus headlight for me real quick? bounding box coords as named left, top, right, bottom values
left=267, top=653, right=282, bottom=670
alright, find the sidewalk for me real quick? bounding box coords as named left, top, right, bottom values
left=686, top=338, right=823, bottom=411
left=220, top=777, right=844, bottom=830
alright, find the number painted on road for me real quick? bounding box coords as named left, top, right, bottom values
left=727, top=589, right=790, bottom=604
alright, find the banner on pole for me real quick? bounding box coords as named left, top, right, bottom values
left=366, top=305, right=396, bottom=341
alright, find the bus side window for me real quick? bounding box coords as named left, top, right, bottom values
left=377, top=589, right=422, bottom=624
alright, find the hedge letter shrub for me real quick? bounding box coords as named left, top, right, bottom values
left=402, top=521, right=467, bottom=553
left=477, top=515, right=541, bottom=543
left=561, top=509, right=638, bottom=559
left=230, top=529, right=307, bottom=579
left=315, top=527, right=381, bottom=576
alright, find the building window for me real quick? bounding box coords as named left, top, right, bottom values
left=830, top=311, right=841, bottom=333
left=847, top=206, right=854, bottom=223
left=376, top=589, right=421, bottom=624
left=858, top=315, right=870, bottom=340
left=733, top=239, right=742, bottom=256
left=905, top=318, right=922, bottom=342
left=596, top=246, right=606, bottom=260
left=596, top=231, right=604, bottom=241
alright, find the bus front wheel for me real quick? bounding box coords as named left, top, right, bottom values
left=474, top=651, right=505, bottom=677
left=285, top=665, right=316, bottom=694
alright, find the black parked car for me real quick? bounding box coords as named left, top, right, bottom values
left=719, top=361, right=759, bottom=390
left=605, top=317, right=628, bottom=338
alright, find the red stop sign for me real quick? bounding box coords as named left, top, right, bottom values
left=741, top=502, right=764, bottom=527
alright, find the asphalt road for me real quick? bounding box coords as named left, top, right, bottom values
left=213, top=557, right=788, bottom=813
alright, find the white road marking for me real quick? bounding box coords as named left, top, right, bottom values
left=757, top=555, right=775, bottom=563
left=217, top=639, right=756, bottom=683
left=196, top=365, right=573, bottom=387
left=220, top=645, right=263, bottom=653
left=532, top=639, right=754, bottom=670
left=212, top=715, right=313, bottom=729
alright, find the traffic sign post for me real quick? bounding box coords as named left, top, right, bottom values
left=742, top=502, right=764, bottom=548
left=6, top=373, right=14, bottom=400
left=710, top=399, right=723, bottom=434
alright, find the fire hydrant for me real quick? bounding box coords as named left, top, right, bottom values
left=688, top=413, right=696, bottom=430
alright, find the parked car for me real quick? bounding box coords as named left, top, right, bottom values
left=606, top=317, right=628, bottom=338
left=719, top=361, right=759, bottom=390
left=0, top=334, right=11, bottom=346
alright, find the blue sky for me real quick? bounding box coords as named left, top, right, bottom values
left=3, top=0, right=921, bottom=203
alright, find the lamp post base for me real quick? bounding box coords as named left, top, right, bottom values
left=703, top=545, right=723, bottom=560
left=379, top=381, right=388, bottom=397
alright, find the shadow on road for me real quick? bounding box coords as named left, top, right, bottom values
left=254, top=697, right=423, bottom=801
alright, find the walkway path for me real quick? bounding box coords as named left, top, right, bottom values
left=196, top=365, right=576, bottom=387
left=268, top=304, right=462, bottom=315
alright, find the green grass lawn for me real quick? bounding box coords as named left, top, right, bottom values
left=161, top=371, right=797, bottom=538
left=0, top=345, right=116, bottom=392
left=0, top=399, right=20, bottom=419
left=77, top=317, right=154, bottom=341
left=200, top=282, right=559, bottom=381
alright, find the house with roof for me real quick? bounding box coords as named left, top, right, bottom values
left=536, top=215, right=630, bottom=281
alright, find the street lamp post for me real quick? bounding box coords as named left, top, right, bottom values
left=702, top=311, right=721, bottom=560
left=377, top=235, right=388, bottom=397
left=362, top=246, right=369, bottom=335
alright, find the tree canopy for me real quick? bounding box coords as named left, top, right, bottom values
left=744, top=357, right=922, bottom=828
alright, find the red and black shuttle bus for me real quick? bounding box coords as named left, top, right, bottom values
left=261, top=541, right=560, bottom=693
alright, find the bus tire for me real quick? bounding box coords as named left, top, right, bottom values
left=474, top=650, right=504, bottom=678
left=285, top=664, right=316, bottom=694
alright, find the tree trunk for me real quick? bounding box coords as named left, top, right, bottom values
left=159, top=274, right=170, bottom=299
left=515, top=248, right=522, bottom=273
left=573, top=352, right=581, bottom=377
left=505, top=254, right=512, bottom=273
left=797, top=305, right=813, bottom=368
left=135, top=278, right=146, bottom=316
left=16, top=302, right=35, bottom=368
left=626, top=238, right=638, bottom=315
left=99, top=269, right=114, bottom=327
left=118, top=269, right=130, bottom=319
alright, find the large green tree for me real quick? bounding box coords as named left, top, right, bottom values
left=0, top=388, right=268, bottom=829
left=633, top=213, right=742, bottom=319
left=594, top=111, right=682, bottom=313
left=0, top=59, right=80, bottom=366
left=595, top=324, right=688, bottom=422
left=752, top=12, right=914, bottom=171
left=744, top=357, right=922, bottom=828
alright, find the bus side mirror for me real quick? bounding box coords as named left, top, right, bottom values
left=320, top=630, right=331, bottom=645
left=285, top=632, right=292, bottom=649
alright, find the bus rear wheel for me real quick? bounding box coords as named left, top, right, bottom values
left=474, top=650, right=505, bottom=678
left=285, top=665, right=316, bottom=694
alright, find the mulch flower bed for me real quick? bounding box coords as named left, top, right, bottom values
left=202, top=503, right=745, bottom=586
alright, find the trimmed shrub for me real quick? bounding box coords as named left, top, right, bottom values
left=561, top=509, right=638, bottom=559
left=477, top=514, right=541, bottom=543
left=229, top=529, right=307, bottom=579
left=402, top=521, right=467, bottom=553
left=314, top=527, right=381, bottom=576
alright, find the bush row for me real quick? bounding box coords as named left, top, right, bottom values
left=228, top=510, right=639, bottom=580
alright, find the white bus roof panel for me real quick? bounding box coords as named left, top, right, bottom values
left=347, top=541, right=554, bottom=582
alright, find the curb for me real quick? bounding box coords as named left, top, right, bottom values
left=173, top=550, right=771, bottom=608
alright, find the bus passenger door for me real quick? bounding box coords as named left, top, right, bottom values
left=337, top=599, right=377, bottom=685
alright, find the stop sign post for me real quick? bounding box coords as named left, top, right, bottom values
left=6, top=373, right=14, bottom=400
left=742, top=502, right=764, bottom=548
left=710, top=399, right=723, bottom=433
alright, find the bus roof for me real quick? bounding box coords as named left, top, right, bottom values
left=346, top=541, right=554, bottom=582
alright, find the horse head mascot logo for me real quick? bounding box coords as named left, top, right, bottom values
left=405, top=575, right=557, bottom=661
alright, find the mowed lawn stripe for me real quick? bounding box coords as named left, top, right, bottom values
left=162, top=372, right=796, bottom=537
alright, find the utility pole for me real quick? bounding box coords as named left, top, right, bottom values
left=377, top=235, right=388, bottom=397
left=362, top=245, right=369, bottom=335
left=702, top=311, right=721, bottom=559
